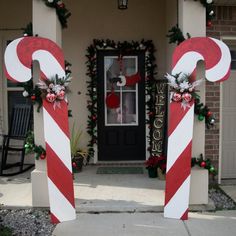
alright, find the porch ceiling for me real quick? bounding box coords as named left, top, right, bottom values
left=214, top=0, right=236, bottom=6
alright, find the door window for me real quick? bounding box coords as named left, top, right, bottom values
left=104, top=56, right=138, bottom=126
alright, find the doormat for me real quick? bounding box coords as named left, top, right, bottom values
left=96, top=167, right=144, bottom=174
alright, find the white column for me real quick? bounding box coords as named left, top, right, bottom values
left=31, top=0, right=62, bottom=207
left=178, top=0, right=206, bottom=157
left=178, top=0, right=206, bottom=37
left=178, top=0, right=208, bottom=204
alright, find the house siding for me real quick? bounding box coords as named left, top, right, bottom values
left=206, top=6, right=236, bottom=168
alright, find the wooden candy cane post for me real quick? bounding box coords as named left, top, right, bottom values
left=164, top=37, right=231, bottom=220
left=4, top=36, right=76, bottom=223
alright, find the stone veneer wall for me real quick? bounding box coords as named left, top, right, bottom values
left=206, top=5, right=236, bottom=168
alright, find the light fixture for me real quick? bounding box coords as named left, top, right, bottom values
left=118, top=0, right=128, bottom=10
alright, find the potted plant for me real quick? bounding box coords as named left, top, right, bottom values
left=156, top=155, right=166, bottom=180
left=70, top=123, right=87, bottom=173
left=145, top=155, right=167, bottom=179
left=145, top=156, right=159, bottom=178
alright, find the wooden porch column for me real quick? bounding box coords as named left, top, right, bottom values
left=31, top=0, right=62, bottom=207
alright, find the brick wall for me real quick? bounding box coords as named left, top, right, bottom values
left=206, top=6, right=236, bottom=168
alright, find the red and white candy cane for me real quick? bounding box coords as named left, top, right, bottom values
left=164, top=37, right=231, bottom=220
left=4, top=37, right=76, bottom=223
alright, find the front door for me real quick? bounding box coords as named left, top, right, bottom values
left=97, top=51, right=145, bottom=161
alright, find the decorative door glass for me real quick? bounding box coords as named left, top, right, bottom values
left=104, top=56, right=138, bottom=126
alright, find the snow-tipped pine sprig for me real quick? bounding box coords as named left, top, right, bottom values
left=37, top=73, right=72, bottom=107
left=165, top=72, right=202, bottom=109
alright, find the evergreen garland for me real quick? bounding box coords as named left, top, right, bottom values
left=194, top=97, right=215, bottom=128
left=20, top=79, right=42, bottom=112
left=167, top=25, right=191, bottom=45
left=198, top=0, right=215, bottom=25
left=25, top=131, right=46, bottom=160
left=86, top=39, right=157, bottom=160
left=42, top=0, right=71, bottom=28
left=22, top=22, right=33, bottom=36
left=167, top=1, right=215, bottom=42
left=191, top=154, right=217, bottom=176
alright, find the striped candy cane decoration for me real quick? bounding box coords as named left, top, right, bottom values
left=164, top=37, right=231, bottom=220
left=4, top=36, right=76, bottom=223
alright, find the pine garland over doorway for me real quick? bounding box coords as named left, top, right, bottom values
left=86, top=39, right=157, bottom=160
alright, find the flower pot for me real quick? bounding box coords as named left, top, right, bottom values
left=72, top=156, right=83, bottom=173
left=148, top=167, right=157, bottom=178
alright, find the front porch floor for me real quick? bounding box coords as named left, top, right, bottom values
left=0, top=165, right=215, bottom=212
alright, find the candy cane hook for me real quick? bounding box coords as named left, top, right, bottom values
left=164, top=37, right=231, bottom=220
left=4, top=36, right=76, bottom=223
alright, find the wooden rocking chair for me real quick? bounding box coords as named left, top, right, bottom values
left=0, top=104, right=34, bottom=176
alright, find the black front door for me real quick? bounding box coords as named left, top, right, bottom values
left=97, top=51, right=146, bottom=161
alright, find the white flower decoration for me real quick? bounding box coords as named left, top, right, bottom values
left=179, top=80, right=191, bottom=90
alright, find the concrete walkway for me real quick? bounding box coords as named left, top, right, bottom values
left=52, top=211, right=236, bottom=236
left=1, top=165, right=236, bottom=235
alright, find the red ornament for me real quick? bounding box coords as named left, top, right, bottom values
left=57, top=2, right=65, bottom=8
left=31, top=95, right=36, bottom=100
left=72, top=162, right=77, bottom=168
left=92, top=116, right=97, bottom=121
left=207, top=20, right=212, bottom=27
left=40, top=153, right=46, bottom=160
left=182, top=92, right=192, bottom=103
left=46, top=93, right=57, bottom=103
left=148, top=112, right=154, bottom=116
left=200, top=161, right=206, bottom=168
left=172, top=92, right=182, bottom=102
left=106, top=90, right=120, bottom=109
left=57, top=90, right=65, bottom=100
left=207, top=111, right=212, bottom=117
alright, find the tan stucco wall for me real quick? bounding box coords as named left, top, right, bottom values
left=63, top=0, right=168, bottom=150
left=0, top=0, right=32, bottom=29
left=165, top=0, right=178, bottom=72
